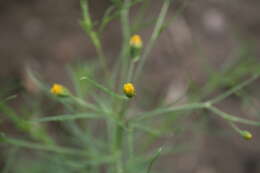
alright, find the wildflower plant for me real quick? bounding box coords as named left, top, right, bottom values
left=1, top=0, right=260, bottom=173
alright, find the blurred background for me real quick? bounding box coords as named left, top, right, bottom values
left=1, top=0, right=260, bottom=173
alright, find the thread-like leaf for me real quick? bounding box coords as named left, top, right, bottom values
left=32, top=113, right=100, bottom=123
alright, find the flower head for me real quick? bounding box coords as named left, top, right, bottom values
left=129, top=34, right=143, bottom=61
left=123, top=83, right=136, bottom=98
left=241, top=130, right=252, bottom=140
left=129, top=34, right=143, bottom=49
left=50, top=83, right=68, bottom=97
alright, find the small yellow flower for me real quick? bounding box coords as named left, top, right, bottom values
left=123, top=83, right=136, bottom=98
left=129, top=34, right=143, bottom=48
left=50, top=83, right=67, bottom=96
left=241, top=130, right=252, bottom=140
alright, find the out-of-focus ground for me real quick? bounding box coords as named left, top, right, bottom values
left=1, top=0, right=260, bottom=173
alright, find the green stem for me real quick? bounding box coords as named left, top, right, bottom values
left=115, top=127, right=124, bottom=173
left=207, top=105, right=260, bottom=126
left=1, top=136, right=86, bottom=156
left=229, top=122, right=242, bottom=134
left=147, top=147, right=163, bottom=173
left=80, top=0, right=108, bottom=74
left=128, top=126, right=134, bottom=160
left=133, top=103, right=206, bottom=121
left=95, top=39, right=108, bottom=75
left=208, top=74, right=259, bottom=104
left=127, top=60, right=136, bottom=82
left=114, top=1, right=132, bottom=172
left=114, top=101, right=129, bottom=173
left=80, top=76, right=127, bottom=100
left=71, top=96, right=101, bottom=112
left=132, top=0, right=149, bottom=32
left=134, top=0, right=170, bottom=82
left=120, top=0, right=131, bottom=84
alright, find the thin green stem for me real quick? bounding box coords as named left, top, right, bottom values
left=132, top=103, right=206, bottom=122
left=71, top=96, right=101, bottom=112
left=31, top=112, right=100, bottom=123
left=80, top=0, right=108, bottom=74
left=128, top=126, right=134, bottom=160
left=114, top=101, right=129, bottom=173
left=132, top=0, right=149, bottom=32
left=207, top=105, right=260, bottom=126
left=114, top=1, right=132, bottom=172
left=96, top=41, right=108, bottom=74
left=120, top=0, right=131, bottom=84
left=127, top=60, right=136, bottom=82
left=134, top=0, right=170, bottom=82
left=208, top=74, right=259, bottom=104
left=130, top=74, right=260, bottom=123
left=147, top=147, right=163, bottom=173
left=80, top=76, right=127, bottom=100
left=1, top=136, right=86, bottom=156
left=229, top=122, right=242, bottom=134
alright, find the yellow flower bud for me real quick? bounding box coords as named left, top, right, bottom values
left=123, top=83, right=136, bottom=98
left=241, top=130, right=252, bottom=140
left=129, top=34, right=143, bottom=48
left=129, top=34, right=143, bottom=61
left=50, top=83, right=68, bottom=97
